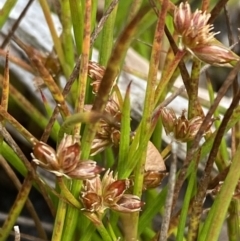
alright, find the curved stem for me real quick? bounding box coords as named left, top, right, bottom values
left=57, top=177, right=81, bottom=208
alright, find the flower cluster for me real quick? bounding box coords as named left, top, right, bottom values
left=161, top=108, right=212, bottom=142
left=80, top=170, right=144, bottom=213
left=87, top=61, right=123, bottom=155
left=88, top=61, right=106, bottom=94
left=174, top=2, right=239, bottom=65
left=31, top=134, right=104, bottom=179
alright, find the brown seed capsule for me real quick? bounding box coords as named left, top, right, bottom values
left=192, top=42, right=239, bottom=65
left=161, top=108, right=177, bottom=135
left=143, top=171, right=168, bottom=189
left=81, top=192, right=102, bottom=212
left=174, top=2, right=192, bottom=36
left=88, top=61, right=106, bottom=94
left=80, top=169, right=144, bottom=213
left=58, top=142, right=80, bottom=173
left=110, top=194, right=144, bottom=213
left=104, top=179, right=130, bottom=204
left=32, top=142, right=59, bottom=171
left=173, top=110, right=189, bottom=141
left=68, top=161, right=105, bottom=179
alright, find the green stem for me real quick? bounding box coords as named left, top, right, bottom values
left=61, top=204, right=81, bottom=241
left=99, top=0, right=118, bottom=66
left=177, top=169, right=196, bottom=241
left=4, top=80, right=59, bottom=140
left=206, top=78, right=229, bottom=169
left=154, top=50, right=186, bottom=105
left=61, top=0, right=75, bottom=72
left=69, top=0, right=83, bottom=55
left=0, top=105, right=37, bottom=144
left=95, top=221, right=113, bottom=241
left=188, top=58, right=202, bottom=119
left=134, top=0, right=168, bottom=196
left=127, top=0, right=143, bottom=22
left=132, top=2, right=169, bottom=240
left=57, top=177, right=81, bottom=208
left=0, top=0, right=17, bottom=28
left=118, top=84, right=131, bottom=178
left=51, top=198, right=67, bottom=241
left=38, top=0, right=69, bottom=77
left=227, top=200, right=240, bottom=241
left=200, top=143, right=240, bottom=241
left=79, top=222, right=95, bottom=241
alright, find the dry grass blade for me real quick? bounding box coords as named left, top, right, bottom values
left=12, top=36, right=70, bottom=118
left=74, top=0, right=91, bottom=135
left=1, top=0, right=34, bottom=48
left=0, top=106, right=37, bottom=144
left=1, top=49, right=9, bottom=110
left=0, top=47, right=33, bottom=73
left=0, top=49, right=9, bottom=133
left=0, top=49, right=10, bottom=150
left=0, top=49, right=10, bottom=153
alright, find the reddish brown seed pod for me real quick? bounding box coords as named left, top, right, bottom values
left=32, top=142, right=58, bottom=170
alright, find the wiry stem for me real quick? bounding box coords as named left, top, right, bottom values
left=159, top=141, right=177, bottom=241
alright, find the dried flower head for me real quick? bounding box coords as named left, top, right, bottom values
left=174, top=2, right=239, bottom=65
left=80, top=170, right=144, bottom=213
left=85, top=95, right=122, bottom=156
left=88, top=61, right=106, bottom=94
left=161, top=108, right=213, bottom=142
left=31, top=134, right=104, bottom=179
left=160, top=108, right=177, bottom=135
left=173, top=110, right=204, bottom=142
left=87, top=61, right=130, bottom=155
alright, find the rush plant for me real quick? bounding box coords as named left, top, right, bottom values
left=0, top=1, right=240, bottom=241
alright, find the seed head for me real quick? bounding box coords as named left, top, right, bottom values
left=31, top=134, right=104, bottom=179
left=80, top=170, right=144, bottom=213
left=88, top=61, right=106, bottom=94
left=174, top=2, right=239, bottom=65
left=32, top=141, right=59, bottom=171
left=161, top=108, right=177, bottom=135
left=161, top=108, right=214, bottom=142
left=174, top=2, right=192, bottom=36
